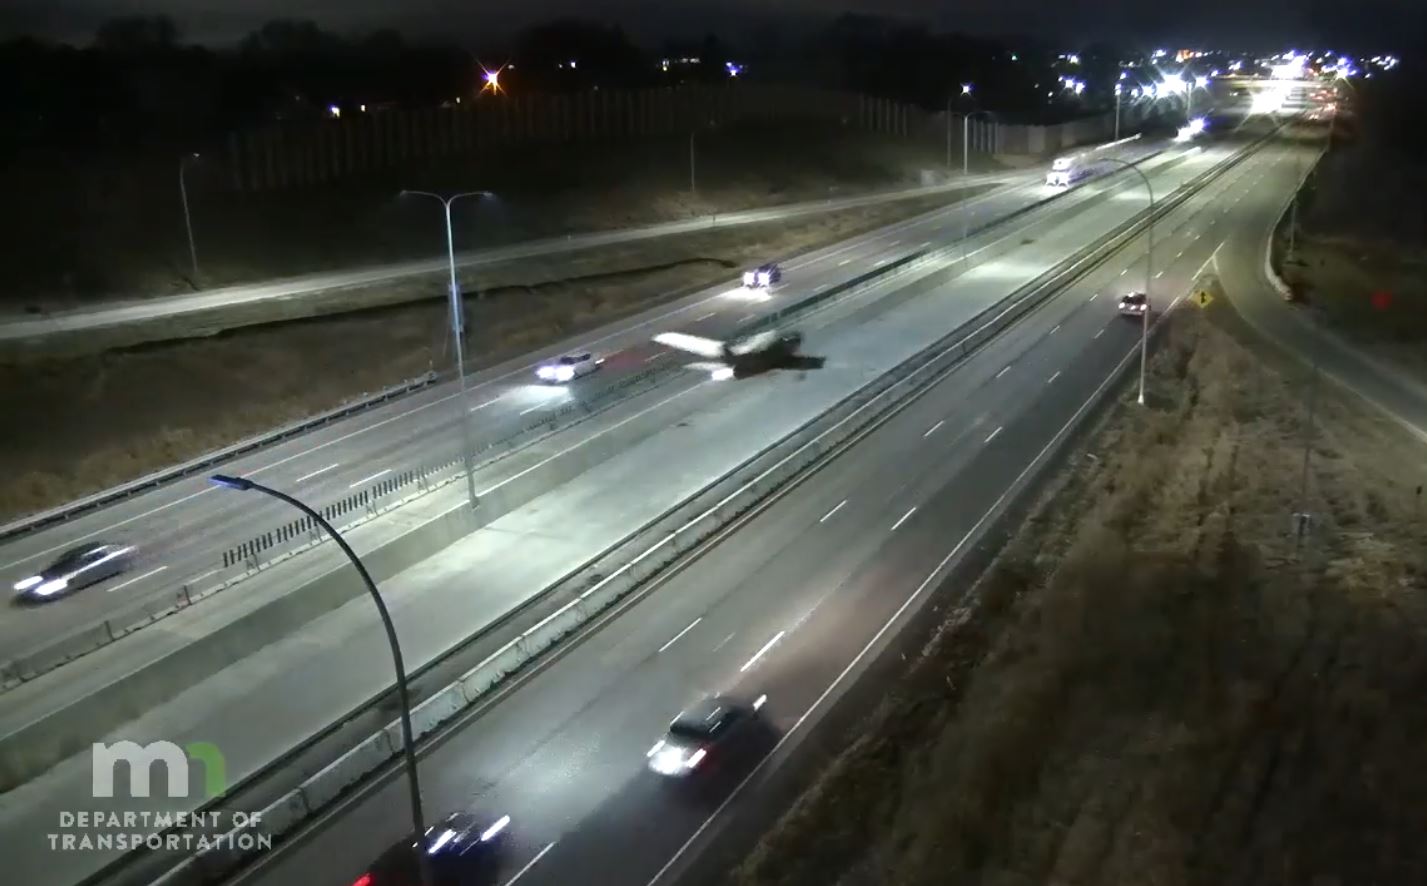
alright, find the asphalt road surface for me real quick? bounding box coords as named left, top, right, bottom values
left=228, top=132, right=1301, bottom=886
left=0, top=140, right=1172, bottom=663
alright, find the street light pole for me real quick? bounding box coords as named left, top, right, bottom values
left=948, top=83, right=973, bottom=172
left=179, top=153, right=200, bottom=282
left=1100, top=158, right=1156, bottom=405
left=399, top=189, right=493, bottom=512
left=1114, top=85, right=1122, bottom=141
left=208, top=474, right=432, bottom=886
left=960, top=110, right=996, bottom=263
left=690, top=129, right=697, bottom=196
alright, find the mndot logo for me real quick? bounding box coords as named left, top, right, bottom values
left=91, top=741, right=227, bottom=799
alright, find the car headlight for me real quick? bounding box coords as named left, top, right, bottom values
left=13, top=575, right=43, bottom=591
left=556, top=366, right=575, bottom=382
left=34, top=578, right=69, bottom=596
left=479, top=815, right=511, bottom=842
left=536, top=366, right=555, bottom=379
left=742, top=271, right=756, bottom=287
left=648, top=742, right=705, bottom=775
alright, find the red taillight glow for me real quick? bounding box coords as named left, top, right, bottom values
left=352, top=874, right=373, bottom=886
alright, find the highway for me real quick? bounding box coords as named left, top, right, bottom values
left=0, top=140, right=1168, bottom=666
left=0, top=172, right=1012, bottom=342
left=0, top=134, right=1239, bottom=886
left=231, top=123, right=1310, bottom=886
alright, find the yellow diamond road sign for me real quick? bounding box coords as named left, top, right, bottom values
left=1193, top=290, right=1214, bottom=309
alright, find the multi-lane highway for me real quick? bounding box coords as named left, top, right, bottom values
left=0, top=142, right=1165, bottom=666
left=1, top=125, right=1263, bottom=886
left=231, top=123, right=1317, bottom=886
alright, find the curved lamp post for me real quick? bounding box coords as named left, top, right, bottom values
left=399, top=189, right=495, bottom=511
left=209, top=473, right=431, bottom=885
left=1096, top=158, right=1156, bottom=406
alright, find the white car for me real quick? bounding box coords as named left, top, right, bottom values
left=535, top=352, right=603, bottom=384
left=1118, top=291, right=1149, bottom=317
left=13, top=542, right=135, bottom=602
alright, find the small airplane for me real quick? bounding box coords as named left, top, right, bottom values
left=652, top=329, right=822, bottom=379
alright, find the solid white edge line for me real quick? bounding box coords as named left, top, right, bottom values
left=890, top=507, right=917, bottom=532
left=643, top=249, right=1198, bottom=886
left=819, top=500, right=847, bottom=523
left=107, top=565, right=167, bottom=593
left=739, top=630, right=786, bottom=673
left=502, top=841, right=557, bottom=886
left=294, top=463, right=340, bottom=484
left=659, top=617, right=703, bottom=653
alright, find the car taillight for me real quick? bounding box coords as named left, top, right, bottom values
left=352, top=874, right=373, bottom=886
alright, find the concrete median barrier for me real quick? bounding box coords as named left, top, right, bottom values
left=458, top=638, right=526, bottom=702
left=297, top=730, right=394, bottom=812
left=409, top=685, right=467, bottom=742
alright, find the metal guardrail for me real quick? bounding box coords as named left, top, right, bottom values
left=0, top=372, right=440, bottom=544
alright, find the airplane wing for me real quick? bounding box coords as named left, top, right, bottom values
left=728, top=330, right=776, bottom=356
left=653, top=332, right=725, bottom=360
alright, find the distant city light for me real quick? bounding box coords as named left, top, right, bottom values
left=726, top=61, right=744, bottom=77
left=327, top=104, right=340, bottom=119
left=961, top=82, right=974, bottom=95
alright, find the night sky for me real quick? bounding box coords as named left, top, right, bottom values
left=2, top=0, right=1422, bottom=51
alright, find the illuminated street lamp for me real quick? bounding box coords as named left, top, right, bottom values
left=399, top=189, right=495, bottom=511
left=1114, top=83, right=1123, bottom=140
left=1097, top=158, right=1156, bottom=406
left=179, top=153, right=200, bottom=282
left=946, top=83, right=974, bottom=170
left=208, top=474, right=432, bottom=886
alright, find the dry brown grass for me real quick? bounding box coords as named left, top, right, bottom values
left=737, top=309, right=1427, bottom=886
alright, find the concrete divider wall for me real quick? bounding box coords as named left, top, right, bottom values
left=159, top=130, right=1275, bottom=886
